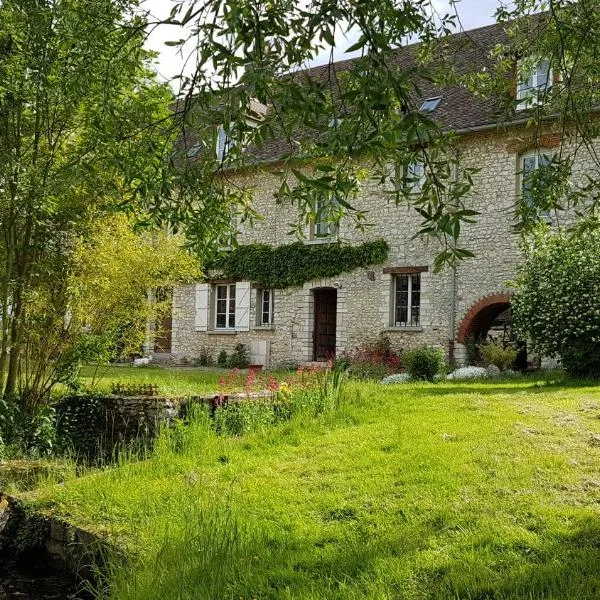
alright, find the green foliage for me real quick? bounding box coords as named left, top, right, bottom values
left=0, top=0, right=195, bottom=408
left=479, top=341, right=517, bottom=371
left=403, top=346, right=445, bottom=382
left=209, top=240, right=388, bottom=288
left=341, top=333, right=402, bottom=380
left=346, top=363, right=389, bottom=381
left=169, top=0, right=481, bottom=268
left=560, top=343, right=600, bottom=380
left=0, top=396, right=56, bottom=456
left=227, top=344, right=250, bottom=369
left=217, top=350, right=229, bottom=368
left=192, top=348, right=214, bottom=367
left=512, top=226, right=600, bottom=378
left=214, top=400, right=276, bottom=436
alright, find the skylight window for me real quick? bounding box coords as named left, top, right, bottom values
left=186, top=143, right=202, bottom=158
left=419, top=97, right=442, bottom=113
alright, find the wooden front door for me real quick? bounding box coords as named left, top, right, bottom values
left=313, top=289, right=337, bottom=361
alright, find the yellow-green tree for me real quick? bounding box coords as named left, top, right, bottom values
left=21, top=215, right=200, bottom=404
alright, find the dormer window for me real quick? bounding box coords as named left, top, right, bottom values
left=419, top=97, right=442, bottom=113
left=216, top=125, right=234, bottom=161
left=186, top=143, right=202, bottom=159
left=517, top=59, right=552, bottom=110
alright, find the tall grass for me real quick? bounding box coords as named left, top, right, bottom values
left=26, top=373, right=600, bottom=599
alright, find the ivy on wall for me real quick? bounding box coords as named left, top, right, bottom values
left=208, top=240, right=389, bottom=289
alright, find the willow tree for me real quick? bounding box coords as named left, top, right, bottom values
left=164, top=0, right=480, bottom=271
left=0, top=0, right=181, bottom=405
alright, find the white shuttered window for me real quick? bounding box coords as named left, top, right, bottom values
left=194, top=283, right=210, bottom=331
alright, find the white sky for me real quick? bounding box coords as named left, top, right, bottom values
left=141, top=0, right=510, bottom=90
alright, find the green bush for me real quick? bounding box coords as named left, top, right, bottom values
left=217, top=350, right=229, bottom=368
left=192, top=347, right=214, bottom=367
left=560, top=342, right=600, bottom=379
left=0, top=396, right=56, bottom=456
left=403, top=347, right=445, bottom=382
left=512, top=225, right=600, bottom=378
left=227, top=343, right=250, bottom=369
left=479, top=341, right=517, bottom=371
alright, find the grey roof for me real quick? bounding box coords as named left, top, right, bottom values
left=244, top=16, right=551, bottom=163
left=178, top=16, right=549, bottom=165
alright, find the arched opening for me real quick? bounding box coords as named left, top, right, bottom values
left=457, top=294, right=527, bottom=369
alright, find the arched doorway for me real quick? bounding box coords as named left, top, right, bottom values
left=457, top=294, right=526, bottom=369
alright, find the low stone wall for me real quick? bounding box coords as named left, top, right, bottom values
left=0, top=492, right=110, bottom=591
left=57, top=391, right=274, bottom=457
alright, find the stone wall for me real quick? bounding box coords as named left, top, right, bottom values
left=170, top=125, right=594, bottom=367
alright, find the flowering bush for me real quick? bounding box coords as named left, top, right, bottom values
left=446, top=366, right=489, bottom=380
left=512, top=225, right=600, bottom=378
left=214, top=362, right=346, bottom=435
left=338, top=333, right=402, bottom=380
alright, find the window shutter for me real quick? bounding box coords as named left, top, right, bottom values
left=235, top=281, right=251, bottom=331
left=194, top=283, right=209, bottom=331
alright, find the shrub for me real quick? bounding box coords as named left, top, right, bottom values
left=560, top=342, right=600, bottom=379
left=227, top=343, right=250, bottom=369
left=342, top=333, right=402, bottom=380
left=403, top=347, right=445, bottom=382
left=512, top=224, right=600, bottom=378
left=193, top=347, right=214, bottom=367
left=0, top=396, right=57, bottom=456
left=479, top=341, right=517, bottom=371
left=217, top=350, right=229, bottom=368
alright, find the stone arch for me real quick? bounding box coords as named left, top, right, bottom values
left=456, top=293, right=513, bottom=345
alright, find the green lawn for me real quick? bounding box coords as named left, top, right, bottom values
left=78, top=364, right=229, bottom=395
left=26, top=374, right=600, bottom=599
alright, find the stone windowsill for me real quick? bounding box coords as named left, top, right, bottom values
left=253, top=325, right=276, bottom=331
left=304, top=237, right=337, bottom=245
left=385, top=326, right=423, bottom=333
left=208, top=329, right=237, bottom=335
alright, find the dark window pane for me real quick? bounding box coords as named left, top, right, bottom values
left=395, top=275, right=409, bottom=325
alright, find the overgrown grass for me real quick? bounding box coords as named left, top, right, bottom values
left=24, top=373, right=600, bottom=599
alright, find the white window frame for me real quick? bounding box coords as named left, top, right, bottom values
left=216, top=125, right=234, bottom=161
left=214, top=283, right=236, bottom=329
left=393, top=273, right=421, bottom=328
left=257, top=288, right=274, bottom=326
left=516, top=59, right=553, bottom=110
left=309, top=197, right=339, bottom=241
left=419, top=96, right=442, bottom=113
left=520, top=149, right=552, bottom=210
left=405, top=161, right=425, bottom=193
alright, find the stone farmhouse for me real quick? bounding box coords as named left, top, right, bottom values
left=158, top=18, right=577, bottom=369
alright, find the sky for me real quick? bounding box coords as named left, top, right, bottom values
left=141, top=0, right=509, bottom=89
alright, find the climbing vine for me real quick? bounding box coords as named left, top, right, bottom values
left=208, top=240, right=389, bottom=288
